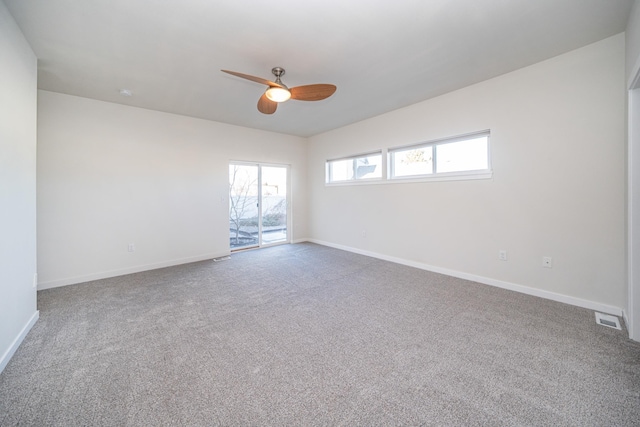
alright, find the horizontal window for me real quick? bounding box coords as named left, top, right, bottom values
left=325, top=131, right=491, bottom=185
left=326, top=152, right=382, bottom=183
left=389, top=131, right=490, bottom=180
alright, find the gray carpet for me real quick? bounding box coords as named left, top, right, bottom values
left=1, top=243, right=639, bottom=426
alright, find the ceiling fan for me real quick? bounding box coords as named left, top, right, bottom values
left=221, top=67, right=336, bottom=115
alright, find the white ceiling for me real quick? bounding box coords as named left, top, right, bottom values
left=4, top=0, right=634, bottom=137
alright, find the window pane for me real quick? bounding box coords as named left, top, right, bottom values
left=229, top=164, right=259, bottom=249
left=329, top=159, right=353, bottom=182
left=392, top=146, right=433, bottom=177
left=261, top=166, right=287, bottom=245
left=355, top=154, right=381, bottom=179
left=436, top=136, right=488, bottom=173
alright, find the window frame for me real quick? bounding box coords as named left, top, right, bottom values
left=388, top=130, right=491, bottom=181
left=324, top=130, right=492, bottom=186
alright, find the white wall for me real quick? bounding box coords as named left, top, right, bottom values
left=308, top=34, right=626, bottom=313
left=37, top=91, right=307, bottom=289
left=0, top=0, right=38, bottom=373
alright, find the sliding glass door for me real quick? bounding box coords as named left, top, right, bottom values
left=229, top=163, right=288, bottom=250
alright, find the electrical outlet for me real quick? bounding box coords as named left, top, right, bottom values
left=499, top=250, right=507, bottom=261
left=128, top=243, right=135, bottom=252
left=361, top=230, right=367, bottom=238
left=542, top=256, right=552, bottom=268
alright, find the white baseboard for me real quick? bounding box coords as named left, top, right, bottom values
left=306, top=239, right=624, bottom=317
left=0, top=310, right=39, bottom=374
left=622, top=309, right=630, bottom=331
left=37, top=252, right=231, bottom=290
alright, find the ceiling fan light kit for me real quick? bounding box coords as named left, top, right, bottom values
left=265, top=86, right=291, bottom=102
left=221, top=67, right=336, bottom=115
left=265, top=67, right=290, bottom=102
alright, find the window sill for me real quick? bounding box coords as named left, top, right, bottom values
left=325, top=170, right=493, bottom=186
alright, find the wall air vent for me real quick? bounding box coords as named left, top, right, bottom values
left=595, top=312, right=621, bottom=330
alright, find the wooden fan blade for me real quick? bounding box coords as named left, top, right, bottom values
left=257, top=93, right=277, bottom=114
left=221, top=70, right=283, bottom=88
left=290, top=84, right=336, bottom=101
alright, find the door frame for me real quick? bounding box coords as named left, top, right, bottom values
left=229, top=161, right=291, bottom=251
left=627, top=65, right=640, bottom=341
